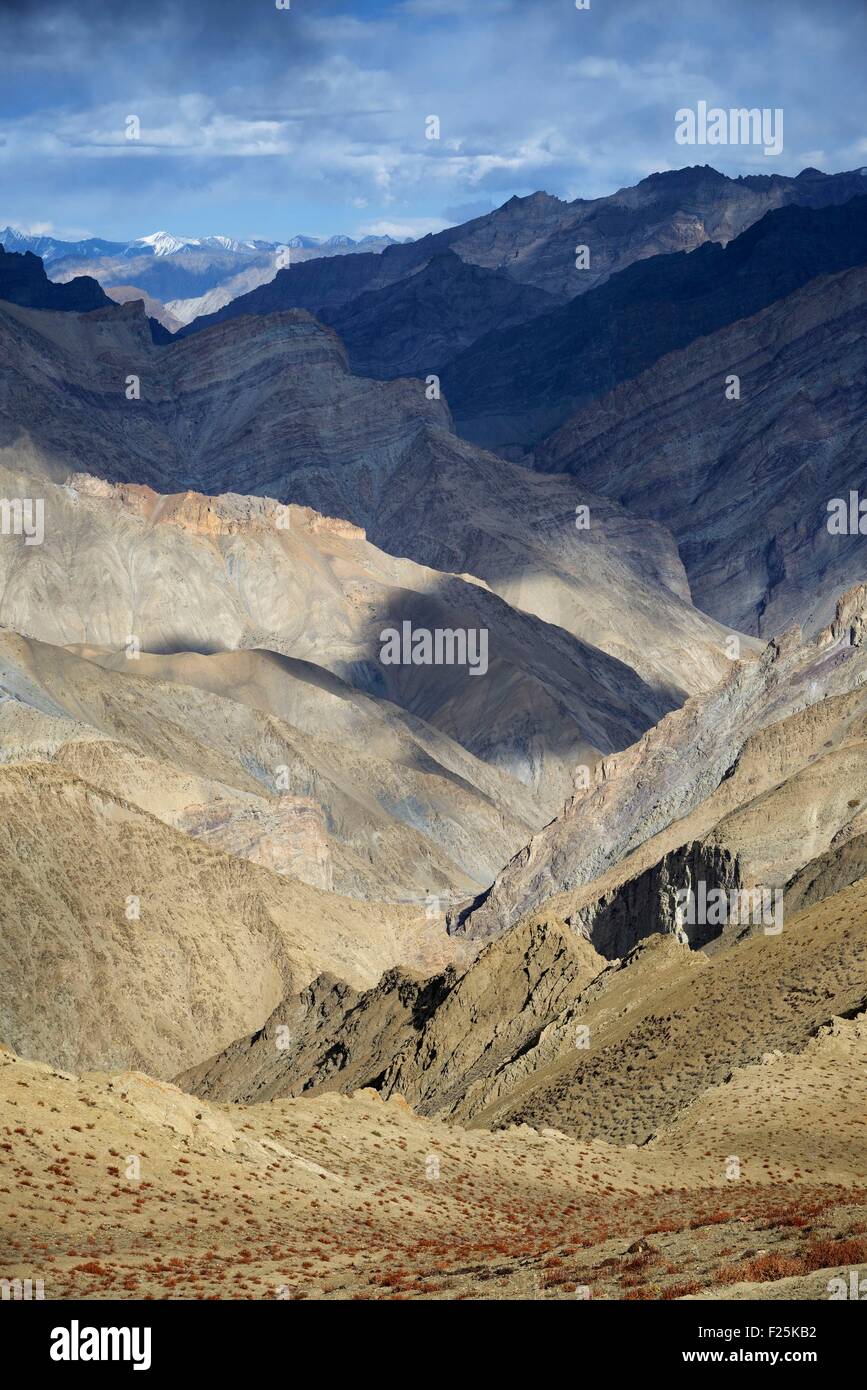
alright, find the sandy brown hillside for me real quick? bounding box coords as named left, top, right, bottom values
left=0, top=629, right=541, bottom=902
left=0, top=761, right=470, bottom=1080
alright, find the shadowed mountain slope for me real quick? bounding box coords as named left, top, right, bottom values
left=0, top=296, right=739, bottom=708
left=0, top=458, right=681, bottom=813
left=0, top=245, right=109, bottom=313
left=536, top=264, right=867, bottom=638
left=442, top=196, right=867, bottom=453
left=178, top=165, right=867, bottom=340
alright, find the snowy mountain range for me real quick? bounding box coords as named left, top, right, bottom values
left=0, top=225, right=407, bottom=263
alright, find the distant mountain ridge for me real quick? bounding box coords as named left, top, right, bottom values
left=0, top=225, right=407, bottom=262
left=0, top=224, right=407, bottom=328
left=7, top=165, right=865, bottom=344
left=174, top=165, right=867, bottom=407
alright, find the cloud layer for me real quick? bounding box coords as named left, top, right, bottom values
left=1, top=0, right=865, bottom=239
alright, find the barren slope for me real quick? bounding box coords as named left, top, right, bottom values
left=0, top=761, right=466, bottom=1079
left=0, top=629, right=542, bottom=902
left=2, top=1007, right=865, bottom=1300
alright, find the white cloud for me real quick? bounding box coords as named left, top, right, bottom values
left=358, top=217, right=450, bottom=239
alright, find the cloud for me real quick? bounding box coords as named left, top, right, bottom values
left=0, top=0, right=864, bottom=239
left=359, top=217, right=450, bottom=239
left=441, top=198, right=495, bottom=222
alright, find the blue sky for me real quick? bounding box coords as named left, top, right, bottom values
left=0, top=0, right=865, bottom=242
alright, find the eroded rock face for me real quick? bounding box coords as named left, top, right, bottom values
left=451, top=609, right=867, bottom=941
left=176, top=796, right=334, bottom=892
left=568, top=842, right=741, bottom=957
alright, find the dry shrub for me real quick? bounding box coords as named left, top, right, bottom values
left=802, top=1237, right=867, bottom=1271
left=661, top=1280, right=702, bottom=1299
left=716, top=1252, right=803, bottom=1285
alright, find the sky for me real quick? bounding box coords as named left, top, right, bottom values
left=0, top=0, right=865, bottom=243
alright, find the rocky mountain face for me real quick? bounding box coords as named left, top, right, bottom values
left=443, top=196, right=867, bottom=452
left=453, top=587, right=867, bottom=940
left=179, top=915, right=604, bottom=1106
left=4, top=166, right=867, bottom=1305
left=177, top=167, right=867, bottom=381
left=324, top=250, right=559, bottom=379
left=53, top=245, right=282, bottom=308
left=0, top=454, right=680, bottom=816
left=179, top=165, right=867, bottom=324
left=0, top=294, right=737, bottom=708
left=536, top=264, right=867, bottom=639
left=0, top=624, right=542, bottom=904
left=178, top=595, right=867, bottom=1161
left=440, top=165, right=867, bottom=299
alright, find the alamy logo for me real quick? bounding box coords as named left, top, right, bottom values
left=827, top=491, right=867, bottom=534
left=0, top=497, right=44, bottom=545
left=827, top=1269, right=867, bottom=1299
left=1, top=1277, right=44, bottom=1299
left=676, top=883, right=783, bottom=935
left=379, top=621, right=488, bottom=676
left=50, top=1320, right=152, bottom=1371
left=675, top=101, right=783, bottom=156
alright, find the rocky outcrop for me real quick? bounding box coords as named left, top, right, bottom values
left=568, top=841, right=741, bottom=957
left=105, top=284, right=183, bottom=332
left=452, top=609, right=867, bottom=940
left=179, top=914, right=605, bottom=1113
left=177, top=868, right=867, bottom=1150
left=0, top=245, right=109, bottom=312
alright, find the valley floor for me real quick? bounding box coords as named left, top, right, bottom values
left=2, top=1020, right=865, bottom=1302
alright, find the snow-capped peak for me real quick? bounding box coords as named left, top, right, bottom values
left=133, top=231, right=276, bottom=256
left=135, top=231, right=202, bottom=256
